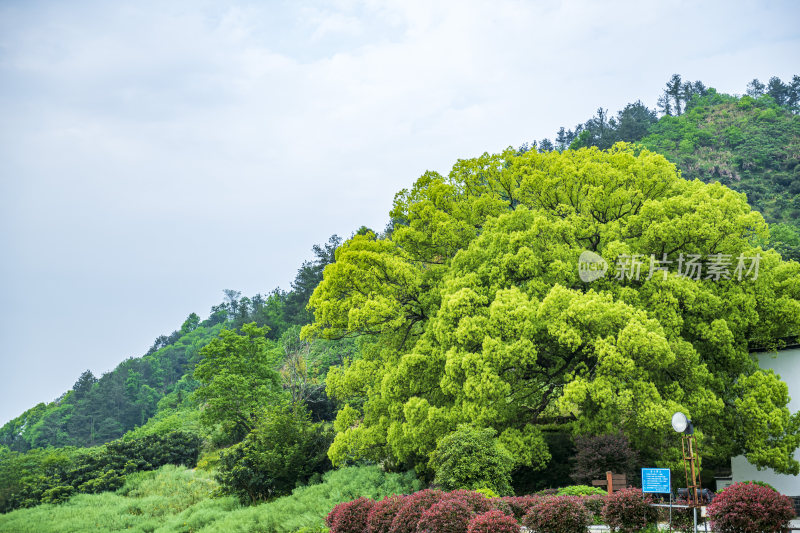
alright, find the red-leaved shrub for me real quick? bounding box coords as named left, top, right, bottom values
left=522, top=495, right=592, bottom=533
left=416, top=498, right=475, bottom=533
left=389, top=489, right=444, bottom=533
left=368, top=494, right=407, bottom=533
left=490, top=496, right=513, bottom=517
left=329, top=497, right=375, bottom=533
left=502, top=495, right=543, bottom=520
left=707, top=482, right=795, bottom=533
left=441, top=490, right=494, bottom=514
left=602, top=488, right=657, bottom=533
left=467, top=510, right=520, bottom=533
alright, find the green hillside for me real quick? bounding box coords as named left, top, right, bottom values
left=641, top=92, right=800, bottom=224
left=546, top=75, right=800, bottom=261
left=640, top=90, right=800, bottom=261
left=0, top=321, right=221, bottom=451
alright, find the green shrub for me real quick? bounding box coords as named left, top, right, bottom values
left=39, top=485, right=74, bottom=505
left=758, top=108, right=778, bottom=122
left=429, top=426, right=514, bottom=495
left=473, top=487, right=499, bottom=498
left=68, top=430, right=201, bottom=495
left=0, top=447, right=80, bottom=512
left=556, top=485, right=606, bottom=496
left=216, top=404, right=333, bottom=503
left=195, top=449, right=221, bottom=472
left=77, top=470, right=125, bottom=494
left=739, top=479, right=777, bottom=492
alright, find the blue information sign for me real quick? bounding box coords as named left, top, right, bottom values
left=641, top=468, right=671, bottom=493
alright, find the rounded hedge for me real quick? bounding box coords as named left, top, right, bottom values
left=441, top=490, right=494, bottom=514
left=602, top=488, right=658, bottom=533
left=416, top=498, right=475, bottom=533
left=388, top=489, right=444, bottom=533
left=556, top=485, right=607, bottom=496
left=328, top=497, right=375, bottom=533
left=502, top=495, right=542, bottom=521
left=430, top=426, right=514, bottom=495
left=367, top=494, right=406, bottom=533
left=467, top=510, right=520, bottom=533
left=707, top=482, right=795, bottom=533
left=580, top=493, right=605, bottom=523
left=522, top=495, right=592, bottom=533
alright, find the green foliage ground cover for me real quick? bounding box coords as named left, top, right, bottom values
left=0, top=464, right=420, bottom=533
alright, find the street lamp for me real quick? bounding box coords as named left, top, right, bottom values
left=671, top=411, right=694, bottom=434
left=672, top=411, right=701, bottom=532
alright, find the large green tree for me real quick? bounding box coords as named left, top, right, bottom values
left=304, top=144, right=800, bottom=478
left=193, top=323, right=284, bottom=443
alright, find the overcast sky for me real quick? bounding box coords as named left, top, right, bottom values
left=1, top=0, right=798, bottom=426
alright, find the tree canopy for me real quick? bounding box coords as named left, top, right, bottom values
left=193, top=323, right=284, bottom=443
left=304, top=143, right=800, bottom=478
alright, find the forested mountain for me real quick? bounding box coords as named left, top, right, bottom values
left=0, top=320, right=220, bottom=451
left=0, top=235, right=344, bottom=452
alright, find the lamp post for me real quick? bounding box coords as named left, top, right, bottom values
left=672, top=412, right=700, bottom=532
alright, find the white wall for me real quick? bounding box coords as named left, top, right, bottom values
left=730, top=347, right=800, bottom=495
